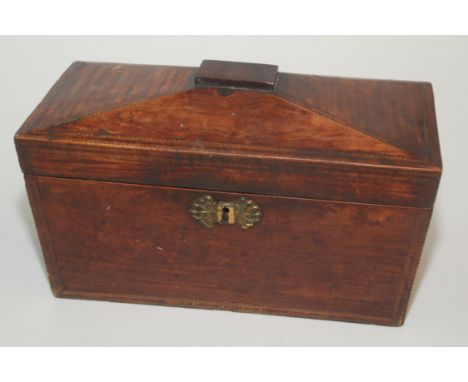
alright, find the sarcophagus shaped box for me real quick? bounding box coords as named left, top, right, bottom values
left=15, top=60, right=442, bottom=325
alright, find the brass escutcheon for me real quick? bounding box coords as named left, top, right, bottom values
left=189, top=195, right=262, bottom=229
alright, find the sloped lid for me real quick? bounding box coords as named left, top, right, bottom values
left=15, top=60, right=442, bottom=207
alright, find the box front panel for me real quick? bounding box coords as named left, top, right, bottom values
left=27, top=175, right=431, bottom=325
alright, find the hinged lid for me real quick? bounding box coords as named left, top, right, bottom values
left=15, top=60, right=442, bottom=207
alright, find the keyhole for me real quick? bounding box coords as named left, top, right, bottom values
left=221, top=207, right=230, bottom=223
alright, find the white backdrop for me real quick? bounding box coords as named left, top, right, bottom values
left=1, top=36, right=467, bottom=346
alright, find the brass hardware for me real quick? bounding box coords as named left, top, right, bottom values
left=189, top=195, right=262, bottom=229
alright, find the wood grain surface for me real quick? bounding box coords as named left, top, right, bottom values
left=16, top=60, right=442, bottom=325
left=27, top=175, right=431, bottom=326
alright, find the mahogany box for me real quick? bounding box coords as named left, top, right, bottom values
left=15, top=60, right=442, bottom=326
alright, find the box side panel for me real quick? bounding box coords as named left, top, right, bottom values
left=24, top=176, right=63, bottom=293
left=28, top=175, right=432, bottom=325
